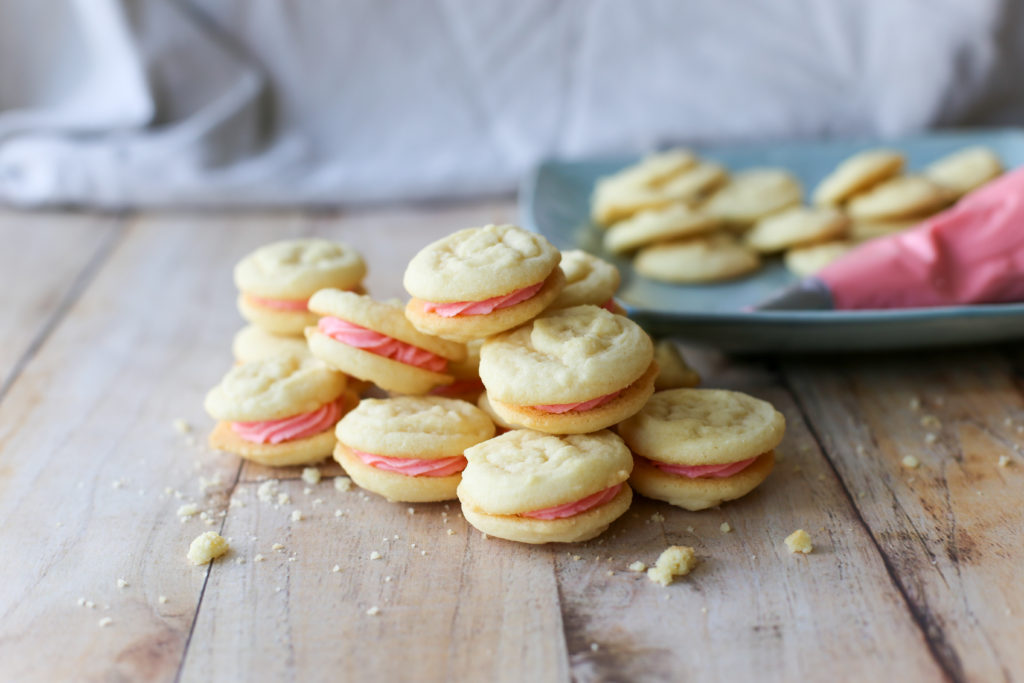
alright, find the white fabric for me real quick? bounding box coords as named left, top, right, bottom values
left=0, top=0, right=1020, bottom=207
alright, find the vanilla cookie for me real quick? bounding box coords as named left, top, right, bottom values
left=479, top=305, right=655, bottom=434
left=232, top=324, right=311, bottom=363
left=812, top=149, right=905, bottom=206
left=745, top=206, right=849, bottom=253
left=659, top=161, right=729, bottom=205
left=549, top=250, right=622, bottom=310
left=603, top=204, right=719, bottom=254
left=591, top=149, right=698, bottom=225
left=634, top=233, right=760, bottom=284
left=784, top=241, right=855, bottom=276
left=403, top=224, right=564, bottom=342
left=846, top=175, right=954, bottom=220
left=334, top=396, right=495, bottom=502
left=205, top=355, right=349, bottom=465
left=924, top=146, right=1003, bottom=198
left=458, top=430, right=633, bottom=544
left=619, top=389, right=785, bottom=510
left=653, top=340, right=701, bottom=390
left=702, top=168, right=802, bottom=227
left=235, top=238, right=366, bottom=335
left=307, top=289, right=465, bottom=395
left=848, top=218, right=920, bottom=242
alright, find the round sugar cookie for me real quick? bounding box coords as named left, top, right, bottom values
left=549, top=250, right=621, bottom=309
left=237, top=295, right=318, bottom=336
left=606, top=149, right=698, bottom=190
left=702, top=168, right=802, bottom=227
left=631, top=451, right=775, bottom=511
left=208, top=419, right=338, bottom=467
left=590, top=149, right=697, bottom=225
left=653, top=340, right=701, bottom=390
left=658, top=161, right=729, bottom=205
left=232, top=325, right=310, bottom=363
left=234, top=238, right=366, bottom=300
left=403, top=224, right=561, bottom=303
left=784, top=241, right=855, bottom=276
left=745, top=206, right=850, bottom=253
left=634, top=234, right=760, bottom=284
left=846, top=175, right=954, bottom=220
left=618, top=389, right=785, bottom=466
left=603, top=204, right=719, bottom=254
left=205, top=355, right=346, bottom=422
left=812, top=149, right=905, bottom=206
left=924, top=146, right=1003, bottom=198
left=334, top=444, right=463, bottom=502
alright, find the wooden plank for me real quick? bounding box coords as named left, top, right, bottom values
left=0, top=213, right=317, bottom=682
left=783, top=350, right=1024, bottom=681
left=553, top=387, right=943, bottom=682
left=0, top=210, right=122, bottom=395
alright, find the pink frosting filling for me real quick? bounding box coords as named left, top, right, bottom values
left=429, top=378, right=485, bottom=397
left=246, top=294, right=310, bottom=311
left=520, top=483, right=623, bottom=520
left=231, top=400, right=341, bottom=444
left=318, top=317, right=448, bottom=372
left=532, top=389, right=622, bottom=414
left=351, top=449, right=467, bottom=477
left=422, top=280, right=545, bottom=317
left=647, top=456, right=758, bottom=479
left=601, top=298, right=617, bottom=312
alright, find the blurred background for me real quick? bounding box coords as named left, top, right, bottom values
left=1, top=0, right=1022, bottom=209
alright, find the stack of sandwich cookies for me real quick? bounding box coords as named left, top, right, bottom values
left=335, top=397, right=495, bottom=502
left=306, top=289, right=465, bottom=395
left=233, top=324, right=311, bottom=363
left=479, top=305, right=656, bottom=434
left=403, top=224, right=565, bottom=342
left=619, top=389, right=785, bottom=511
left=458, top=430, right=633, bottom=544
left=549, top=250, right=625, bottom=314
left=235, top=238, right=367, bottom=336
left=205, top=355, right=349, bottom=466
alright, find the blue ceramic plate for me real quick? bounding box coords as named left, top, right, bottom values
left=521, top=129, right=1024, bottom=353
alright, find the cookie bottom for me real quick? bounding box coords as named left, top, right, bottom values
left=630, top=451, right=774, bottom=511
left=209, top=421, right=336, bottom=466
left=307, top=328, right=453, bottom=395
left=334, top=443, right=461, bottom=503
left=238, top=294, right=319, bottom=336
left=405, top=268, right=566, bottom=343
left=459, top=484, right=632, bottom=544
left=489, top=361, right=658, bottom=435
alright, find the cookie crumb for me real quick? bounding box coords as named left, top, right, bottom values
left=384, top=576, right=392, bottom=583
left=999, top=455, right=1011, bottom=467
left=302, top=487, right=312, bottom=496
left=407, top=507, right=415, bottom=515
left=271, top=543, right=285, bottom=552
left=77, top=597, right=86, bottom=606
left=920, top=415, right=941, bottom=429
left=366, top=606, right=380, bottom=616
left=277, top=492, right=291, bottom=506
left=198, top=474, right=223, bottom=493
left=856, top=444, right=866, bottom=455
left=420, top=550, right=427, bottom=556
left=650, top=512, right=665, bottom=523
left=446, top=529, right=455, bottom=536
left=572, top=555, right=582, bottom=561
left=257, top=479, right=280, bottom=503
left=628, top=561, right=647, bottom=572
left=646, top=545, right=697, bottom=586
left=924, top=433, right=937, bottom=445
left=720, top=522, right=732, bottom=534
left=97, top=617, right=113, bottom=628
left=116, top=578, right=129, bottom=589
left=177, top=503, right=200, bottom=519
left=784, top=529, right=813, bottom=554
left=291, top=510, right=304, bottom=522
left=590, top=643, right=600, bottom=652
left=254, top=554, right=265, bottom=562
left=369, top=551, right=382, bottom=560
left=173, top=418, right=192, bottom=434
left=606, top=570, right=614, bottom=577
left=158, top=596, right=168, bottom=604
left=111, top=479, right=126, bottom=489
left=334, top=476, right=352, bottom=492
left=331, top=565, right=341, bottom=573
left=85, top=600, right=96, bottom=609
left=908, top=397, right=921, bottom=411
left=901, top=455, right=920, bottom=469
left=187, top=531, right=229, bottom=565
left=1004, top=417, right=1014, bottom=427
left=301, top=467, right=321, bottom=485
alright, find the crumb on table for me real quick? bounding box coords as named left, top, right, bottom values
left=647, top=546, right=697, bottom=586
left=784, top=529, right=813, bottom=554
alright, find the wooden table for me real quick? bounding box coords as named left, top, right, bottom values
left=1, top=203, right=1021, bottom=683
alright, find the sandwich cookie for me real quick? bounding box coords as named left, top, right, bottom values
left=426, top=339, right=485, bottom=401
left=232, top=324, right=311, bottom=363
left=619, top=389, right=785, bottom=511
left=235, top=238, right=366, bottom=335
left=403, top=224, right=565, bottom=342
left=479, top=305, right=656, bottom=434
left=549, top=250, right=624, bottom=314
left=206, top=355, right=349, bottom=466
left=458, top=430, right=633, bottom=544
left=306, top=289, right=465, bottom=395
left=334, top=396, right=495, bottom=502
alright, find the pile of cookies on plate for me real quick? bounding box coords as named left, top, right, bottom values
left=592, top=145, right=1003, bottom=281
left=205, top=224, right=786, bottom=544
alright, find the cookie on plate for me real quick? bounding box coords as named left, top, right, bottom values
left=658, top=161, right=729, bottom=206
left=232, top=324, right=311, bottom=363
left=924, top=146, right=1003, bottom=198
left=334, top=396, right=495, bottom=502
left=403, top=224, right=565, bottom=342
left=235, top=238, right=366, bottom=335
left=784, top=241, right=855, bottom=276
left=619, top=389, right=784, bottom=511
left=306, top=289, right=466, bottom=395
left=591, top=149, right=698, bottom=225
left=702, top=168, right=802, bottom=228
left=458, top=430, right=633, bottom=544
left=549, top=250, right=622, bottom=312
left=745, top=206, right=849, bottom=253
left=812, top=149, right=905, bottom=206
left=653, top=340, right=701, bottom=390
left=205, top=355, right=349, bottom=466
left=479, top=305, right=656, bottom=434
left=846, top=175, right=954, bottom=220
left=848, top=218, right=920, bottom=242
left=603, top=204, right=719, bottom=254
left=634, top=233, right=760, bottom=284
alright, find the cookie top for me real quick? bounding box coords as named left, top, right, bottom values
left=745, top=206, right=850, bottom=253
left=308, top=289, right=465, bottom=361
left=924, top=146, right=1003, bottom=197
left=205, top=354, right=347, bottom=422
left=479, top=305, right=653, bottom=405
left=812, top=149, right=905, bottom=206
left=618, top=389, right=786, bottom=465
left=403, top=224, right=560, bottom=302
left=459, top=429, right=632, bottom=514
left=659, top=161, right=729, bottom=205
left=634, top=233, right=760, bottom=284
left=603, top=204, right=719, bottom=254
left=336, top=396, right=495, bottom=458
left=846, top=175, right=953, bottom=220
left=234, top=239, right=366, bottom=299
left=703, top=168, right=803, bottom=225
left=549, top=250, right=621, bottom=309
left=232, top=325, right=311, bottom=363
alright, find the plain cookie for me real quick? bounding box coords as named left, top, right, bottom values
left=784, top=241, right=855, bottom=276
left=634, top=233, right=760, bottom=284
left=702, top=168, right=802, bottom=227
left=549, top=250, right=621, bottom=310
left=924, top=146, right=1003, bottom=198
left=603, top=204, right=719, bottom=254
left=846, top=175, right=954, bottom=220
left=745, top=206, right=849, bottom=253
left=812, top=149, right=905, bottom=206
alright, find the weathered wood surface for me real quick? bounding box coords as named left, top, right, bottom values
left=0, top=204, right=1022, bottom=682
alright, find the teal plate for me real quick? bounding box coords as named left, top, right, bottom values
left=521, top=128, right=1024, bottom=353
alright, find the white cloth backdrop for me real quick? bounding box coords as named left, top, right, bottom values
left=0, top=0, right=1021, bottom=208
